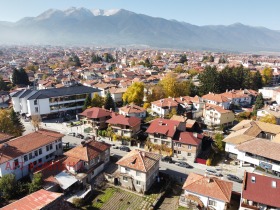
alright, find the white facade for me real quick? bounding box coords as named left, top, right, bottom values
left=181, top=190, right=227, bottom=210
left=0, top=140, right=63, bottom=180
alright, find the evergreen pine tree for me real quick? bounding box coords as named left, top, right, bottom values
left=253, top=93, right=265, bottom=115
left=104, top=92, right=115, bottom=111
left=19, top=68, right=29, bottom=85
left=12, top=69, right=20, bottom=85
left=83, top=94, right=92, bottom=111
left=10, top=109, right=25, bottom=136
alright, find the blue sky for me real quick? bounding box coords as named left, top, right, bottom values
left=1, top=0, right=280, bottom=30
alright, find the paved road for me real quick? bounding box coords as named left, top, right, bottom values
left=21, top=119, right=248, bottom=193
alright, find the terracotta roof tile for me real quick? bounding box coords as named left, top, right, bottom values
left=106, top=114, right=141, bottom=127
left=80, top=107, right=112, bottom=119
left=116, top=149, right=160, bottom=173
left=146, top=118, right=181, bottom=138
left=0, top=129, right=64, bottom=164
left=65, top=140, right=110, bottom=162
left=183, top=173, right=233, bottom=202
left=119, top=104, right=146, bottom=114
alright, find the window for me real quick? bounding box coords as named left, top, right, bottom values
left=35, top=107, right=39, bottom=113
left=24, top=155, right=28, bottom=162
left=188, top=145, right=192, bottom=150
left=39, top=148, right=42, bottom=155
left=14, top=159, right=19, bottom=168
left=272, top=181, right=277, bottom=188
left=251, top=176, right=256, bottom=183
left=34, top=100, right=37, bottom=105
left=187, top=153, right=191, bottom=156
left=136, top=180, right=141, bottom=186
left=123, top=176, right=128, bottom=182
left=154, top=139, right=158, bottom=143
left=46, top=145, right=49, bottom=151
left=177, top=150, right=181, bottom=154
left=208, top=200, right=216, bottom=206
left=34, top=151, right=38, bottom=156
left=46, top=155, right=49, bottom=159
left=59, top=143, right=62, bottom=149
left=50, top=144, right=53, bottom=150
left=29, top=153, right=33, bottom=159
left=38, top=158, right=42, bottom=163
left=136, top=171, right=141, bottom=176
left=125, top=168, right=130, bottom=173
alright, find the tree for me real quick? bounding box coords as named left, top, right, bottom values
left=159, top=72, right=177, bottom=97
left=262, top=67, right=273, bottom=86
left=68, top=54, right=81, bottom=67
left=198, top=65, right=220, bottom=95
left=104, top=92, right=115, bottom=111
left=253, top=93, right=265, bottom=115
left=19, top=68, right=29, bottom=85
left=259, top=114, right=277, bottom=124
left=146, top=84, right=166, bottom=103
left=251, top=71, right=263, bottom=90
left=91, top=54, right=102, bottom=63
left=0, top=76, right=8, bottom=91
left=122, top=82, right=144, bottom=105
left=0, top=174, right=17, bottom=200
left=155, top=54, right=162, bottom=60
left=0, top=109, right=15, bottom=135
left=91, top=93, right=104, bottom=108
left=178, top=54, right=187, bottom=64
left=31, top=115, right=42, bottom=131
left=12, top=68, right=20, bottom=85
left=214, top=133, right=225, bottom=152
left=29, top=173, right=43, bottom=193
left=104, top=53, right=115, bottom=63
left=26, top=64, right=39, bottom=72
left=83, top=94, right=92, bottom=111
left=166, top=108, right=177, bottom=119
left=10, top=109, right=25, bottom=136
left=144, top=58, right=152, bottom=68
left=173, top=65, right=185, bottom=73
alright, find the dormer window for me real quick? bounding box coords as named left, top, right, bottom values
left=272, top=181, right=277, bottom=188
left=251, top=176, right=256, bottom=183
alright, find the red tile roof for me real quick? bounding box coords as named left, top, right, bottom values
left=242, top=172, right=280, bottom=208
left=0, top=129, right=64, bottom=164
left=119, top=104, right=146, bottom=114
left=183, top=173, right=233, bottom=202
left=116, top=149, right=160, bottom=173
left=64, top=140, right=110, bottom=162
left=80, top=107, right=112, bottom=119
left=146, top=118, right=181, bottom=138
left=106, top=114, right=141, bottom=127
left=2, top=189, right=63, bottom=210
left=173, top=132, right=202, bottom=146
left=202, top=93, right=230, bottom=103
left=0, top=132, right=14, bottom=144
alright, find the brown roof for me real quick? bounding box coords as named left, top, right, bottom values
left=64, top=140, right=110, bottom=162
left=2, top=189, right=63, bottom=210
left=183, top=173, right=233, bottom=202
left=80, top=107, right=112, bottom=119
left=242, top=172, right=280, bottom=208
left=236, top=138, right=280, bottom=161
left=0, top=129, right=64, bottom=164
left=202, top=93, right=230, bottom=103
left=146, top=118, right=181, bottom=138
left=116, top=149, right=160, bottom=173
left=173, top=132, right=202, bottom=146
left=106, top=114, right=141, bottom=127
left=205, top=104, right=233, bottom=114
left=119, top=104, right=146, bottom=114
left=0, top=132, right=14, bottom=144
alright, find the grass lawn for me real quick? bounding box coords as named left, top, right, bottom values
left=92, top=187, right=116, bottom=209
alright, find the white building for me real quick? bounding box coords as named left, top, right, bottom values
left=0, top=129, right=64, bottom=180
left=11, top=86, right=100, bottom=117
left=115, top=150, right=161, bottom=193
left=180, top=173, right=233, bottom=210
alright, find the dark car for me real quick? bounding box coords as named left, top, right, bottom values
left=161, top=156, right=175, bottom=164
left=176, top=161, right=193, bottom=168
left=120, top=146, right=131, bottom=152
left=226, top=174, right=243, bottom=183
left=76, top=133, right=84, bottom=139
left=205, top=169, right=223, bottom=177
left=113, top=146, right=119, bottom=149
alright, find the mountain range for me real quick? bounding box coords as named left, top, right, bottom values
left=1, top=7, right=280, bottom=52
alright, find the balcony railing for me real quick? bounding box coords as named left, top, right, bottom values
left=241, top=202, right=259, bottom=210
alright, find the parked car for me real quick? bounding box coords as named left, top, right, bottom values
left=226, top=174, right=243, bottom=183
left=176, top=161, right=193, bottom=168
left=67, top=132, right=76, bottom=137
left=120, top=146, right=131, bottom=152
left=205, top=169, right=223, bottom=177
left=76, top=133, right=84, bottom=139
left=113, top=146, right=119, bottom=149
left=161, top=156, right=175, bottom=164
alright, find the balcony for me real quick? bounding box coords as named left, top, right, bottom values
left=240, top=202, right=259, bottom=210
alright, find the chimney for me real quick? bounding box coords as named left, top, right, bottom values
left=110, top=108, right=112, bottom=112
left=207, top=178, right=211, bottom=183
left=226, top=89, right=228, bottom=92
left=102, top=105, right=105, bottom=109
left=3, top=143, right=8, bottom=148
left=159, top=120, right=163, bottom=126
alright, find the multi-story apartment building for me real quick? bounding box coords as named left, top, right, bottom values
left=64, top=140, right=111, bottom=182
left=203, top=104, right=235, bottom=127
left=0, top=129, right=64, bottom=180
left=106, top=114, right=141, bottom=138
left=11, top=86, right=100, bottom=117
left=116, top=150, right=161, bottom=193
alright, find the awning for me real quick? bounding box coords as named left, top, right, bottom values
left=54, top=171, right=78, bottom=190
